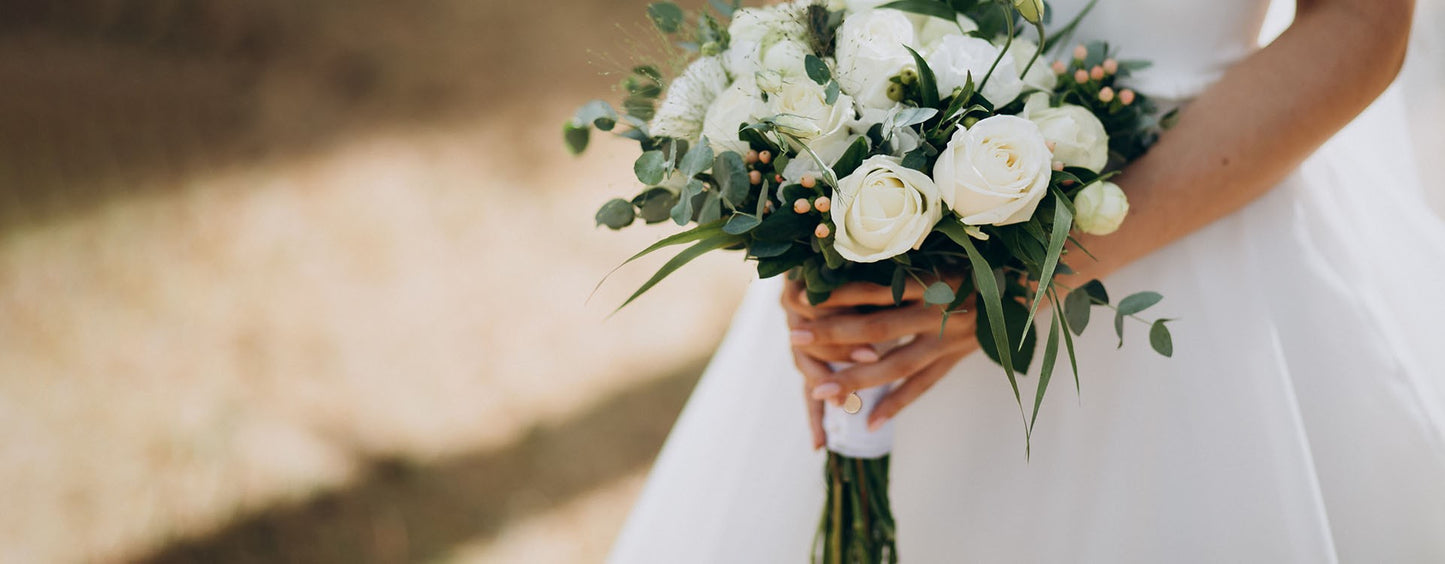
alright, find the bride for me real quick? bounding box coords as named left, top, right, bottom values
left=612, top=0, right=1445, bottom=561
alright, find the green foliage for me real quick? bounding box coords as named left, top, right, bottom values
left=723, top=213, right=762, bottom=234
left=1114, top=291, right=1162, bottom=346
left=1064, top=285, right=1093, bottom=334
left=903, top=46, right=939, bottom=108
left=877, top=0, right=961, bottom=21
left=805, top=55, right=832, bottom=86
left=832, top=136, right=872, bottom=179
left=679, top=139, right=714, bottom=177
left=616, top=233, right=746, bottom=313
left=634, top=151, right=668, bottom=185
left=714, top=151, right=750, bottom=208
left=633, top=187, right=678, bottom=224
left=670, top=179, right=705, bottom=225
left=977, top=288, right=1037, bottom=374
left=563, top=123, right=590, bottom=155
left=595, top=198, right=636, bottom=230
left=1150, top=319, right=1174, bottom=357
left=647, top=2, right=686, bottom=33
left=923, top=281, right=955, bottom=306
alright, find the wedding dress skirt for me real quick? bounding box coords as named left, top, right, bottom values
left=611, top=1, right=1445, bottom=561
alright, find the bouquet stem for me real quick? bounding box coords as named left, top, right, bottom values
left=813, top=451, right=897, bottom=564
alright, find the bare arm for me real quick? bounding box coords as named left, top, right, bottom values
left=1067, top=0, right=1414, bottom=280
left=788, top=0, right=1416, bottom=435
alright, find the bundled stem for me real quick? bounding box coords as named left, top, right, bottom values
left=813, top=452, right=897, bottom=564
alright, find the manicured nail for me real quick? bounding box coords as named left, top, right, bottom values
left=811, top=382, right=841, bottom=400
left=790, top=330, right=815, bottom=345
left=868, top=417, right=887, bottom=432
left=798, top=290, right=811, bottom=304
left=850, top=348, right=879, bottom=363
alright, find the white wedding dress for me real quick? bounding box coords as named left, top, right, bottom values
left=611, top=1, right=1445, bottom=561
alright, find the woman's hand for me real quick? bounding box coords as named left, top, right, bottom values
left=781, top=279, right=978, bottom=448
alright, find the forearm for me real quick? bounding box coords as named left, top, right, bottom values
left=1066, top=0, right=1413, bottom=281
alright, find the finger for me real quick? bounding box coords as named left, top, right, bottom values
left=792, top=349, right=834, bottom=447
left=796, top=303, right=944, bottom=347
left=798, top=344, right=879, bottom=364
left=807, top=397, right=825, bottom=450
left=867, top=351, right=967, bottom=431
left=811, top=280, right=926, bottom=309
left=781, top=280, right=844, bottom=321
left=815, top=335, right=950, bottom=400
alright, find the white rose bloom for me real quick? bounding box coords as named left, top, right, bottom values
left=725, top=4, right=811, bottom=79
left=835, top=9, right=917, bottom=110
left=702, top=82, right=766, bottom=155
left=926, top=35, right=1023, bottom=106
left=915, top=14, right=978, bottom=54
left=1019, top=92, right=1109, bottom=172
left=933, top=114, right=1052, bottom=226
left=1007, top=38, right=1057, bottom=92
left=831, top=155, right=944, bottom=263
left=649, top=56, right=731, bottom=141
left=1074, top=181, right=1129, bottom=235
left=760, top=39, right=814, bottom=81
left=768, top=78, right=858, bottom=166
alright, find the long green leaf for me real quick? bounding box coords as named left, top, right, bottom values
left=1020, top=197, right=1072, bottom=346
left=1052, top=289, right=1082, bottom=397
left=937, top=219, right=1025, bottom=428
left=1028, top=309, right=1061, bottom=454
left=591, top=220, right=726, bottom=299
left=878, top=0, right=960, bottom=21
left=614, top=234, right=744, bottom=313
left=902, top=45, right=939, bottom=108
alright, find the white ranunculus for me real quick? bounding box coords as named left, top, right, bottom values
left=1019, top=92, right=1109, bottom=172
left=933, top=114, right=1053, bottom=226
left=702, top=82, right=766, bottom=155
left=834, top=9, right=917, bottom=110
left=915, top=14, right=978, bottom=54
left=1074, top=181, right=1129, bottom=235
left=1007, top=38, right=1057, bottom=92
left=831, top=155, right=944, bottom=262
left=649, top=56, right=731, bottom=141
left=926, top=35, right=1023, bottom=106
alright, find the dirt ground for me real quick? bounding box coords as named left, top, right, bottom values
left=0, top=1, right=749, bottom=562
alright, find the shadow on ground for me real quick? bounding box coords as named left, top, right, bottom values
left=132, top=358, right=706, bottom=564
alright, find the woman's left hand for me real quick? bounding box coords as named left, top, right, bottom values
left=782, top=279, right=979, bottom=439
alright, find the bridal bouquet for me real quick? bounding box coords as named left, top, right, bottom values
left=569, top=0, right=1175, bottom=561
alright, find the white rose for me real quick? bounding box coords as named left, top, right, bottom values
left=915, top=14, right=978, bottom=54
left=702, top=82, right=766, bottom=155
left=768, top=79, right=858, bottom=165
left=649, top=56, right=731, bottom=141
left=1074, top=181, right=1129, bottom=235
left=1007, top=38, right=1057, bottom=92
left=725, top=5, right=810, bottom=78
left=1019, top=92, right=1109, bottom=172
left=926, top=35, right=1023, bottom=106
left=933, top=114, right=1052, bottom=226
left=831, top=155, right=944, bottom=262
left=760, top=39, right=815, bottom=82
left=835, top=9, right=917, bottom=110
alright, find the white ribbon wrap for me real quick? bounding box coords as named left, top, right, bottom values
left=822, top=383, right=895, bottom=459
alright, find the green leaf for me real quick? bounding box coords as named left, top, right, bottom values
left=805, top=54, right=831, bottom=86
left=891, top=265, right=907, bottom=306
left=825, top=80, right=841, bottom=105
left=723, top=213, right=762, bottom=234
left=595, top=198, right=635, bottom=229
left=708, top=0, right=738, bottom=18
left=937, top=219, right=1026, bottom=430
left=903, top=45, right=939, bottom=107
left=1029, top=311, right=1061, bottom=437
left=646, top=2, right=686, bottom=33
left=976, top=289, right=1038, bottom=373
left=831, top=136, right=871, bottom=179
left=1063, top=286, right=1092, bottom=335
left=1043, top=0, right=1098, bottom=54
left=698, top=191, right=723, bottom=223
left=634, top=151, right=667, bottom=185
left=632, top=187, right=678, bottom=224
left=714, top=151, right=750, bottom=207
left=576, top=100, right=618, bottom=131
left=1081, top=279, right=1109, bottom=304
left=924, top=281, right=955, bottom=306
left=679, top=138, right=714, bottom=177
left=616, top=233, right=745, bottom=313
left=750, top=240, right=793, bottom=258
left=1117, top=291, right=1163, bottom=315
left=1150, top=319, right=1174, bottom=357
left=891, top=107, right=939, bottom=129
left=1020, top=198, right=1072, bottom=345
left=563, top=123, right=590, bottom=155
left=671, top=179, right=706, bottom=225
left=1054, top=292, right=1082, bottom=396
left=623, top=96, right=656, bottom=121
left=878, top=0, right=960, bottom=22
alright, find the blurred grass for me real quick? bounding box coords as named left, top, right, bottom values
left=0, top=1, right=751, bottom=562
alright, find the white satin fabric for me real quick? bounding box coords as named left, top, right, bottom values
left=611, top=1, right=1445, bottom=561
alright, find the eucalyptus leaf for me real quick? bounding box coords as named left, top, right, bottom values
left=924, top=281, right=955, bottom=306
left=632, top=187, right=678, bottom=224
left=1081, top=279, right=1109, bottom=304
left=805, top=54, right=831, bottom=85
left=1064, top=286, right=1092, bottom=335
left=563, top=123, right=590, bottom=155
left=892, top=107, right=938, bottom=129
left=723, top=213, right=762, bottom=234
left=1117, top=291, right=1163, bottom=316
left=698, top=191, right=723, bottom=223
left=595, top=198, right=635, bottom=230
left=576, top=100, right=618, bottom=131
left=646, top=2, right=686, bottom=33
left=825, top=80, right=841, bottom=105
left=1150, top=319, right=1174, bottom=357
left=679, top=138, right=714, bottom=177
left=750, top=240, right=794, bottom=258
left=714, top=151, right=750, bottom=207
left=634, top=151, right=667, bottom=185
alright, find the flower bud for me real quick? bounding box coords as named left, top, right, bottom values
left=1103, top=59, right=1119, bottom=74
left=801, top=175, right=817, bottom=188
left=749, top=170, right=763, bottom=185
left=759, top=150, right=772, bottom=164
left=1013, top=0, right=1044, bottom=24
left=814, top=196, right=831, bottom=213
left=815, top=223, right=832, bottom=239
left=745, top=150, right=760, bottom=164
left=771, top=115, right=823, bottom=139
left=1073, top=69, right=1089, bottom=84
left=1098, top=86, right=1115, bottom=103
left=1051, top=60, right=1067, bottom=74
left=1089, top=66, right=1105, bottom=81
left=1074, top=181, right=1130, bottom=235
left=1073, top=44, right=1088, bottom=60
left=1052, top=161, right=1065, bottom=171
left=794, top=198, right=812, bottom=214
left=1119, top=89, right=1136, bottom=106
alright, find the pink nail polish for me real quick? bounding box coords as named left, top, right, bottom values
left=790, top=330, right=814, bottom=345
left=811, top=382, right=841, bottom=399
left=868, top=418, right=886, bottom=432
left=850, top=348, right=879, bottom=363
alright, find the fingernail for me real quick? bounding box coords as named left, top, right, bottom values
left=810, top=382, right=840, bottom=399
left=798, top=290, right=810, bottom=304
left=790, top=330, right=814, bottom=345
left=868, top=417, right=887, bottom=432
left=850, top=348, right=879, bottom=363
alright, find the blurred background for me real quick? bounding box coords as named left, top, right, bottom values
left=0, top=1, right=1440, bottom=563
